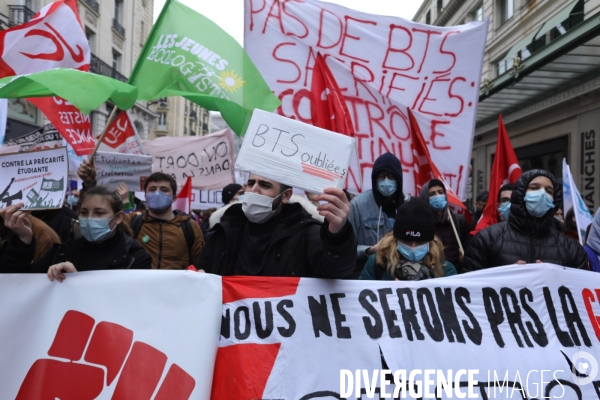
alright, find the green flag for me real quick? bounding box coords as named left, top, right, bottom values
left=0, top=68, right=138, bottom=114
left=128, top=0, right=280, bottom=136
left=40, top=178, right=64, bottom=192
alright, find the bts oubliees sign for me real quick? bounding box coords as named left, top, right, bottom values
left=213, top=264, right=600, bottom=399
left=235, top=109, right=355, bottom=193
left=0, top=147, right=68, bottom=209
left=244, top=0, right=487, bottom=196
left=144, top=128, right=235, bottom=190
left=0, top=271, right=222, bottom=399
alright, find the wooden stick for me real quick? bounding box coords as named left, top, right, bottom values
left=90, top=105, right=119, bottom=162
left=448, top=210, right=464, bottom=254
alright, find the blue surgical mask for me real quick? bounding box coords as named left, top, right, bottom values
left=145, top=191, right=173, bottom=213
left=429, top=194, right=447, bottom=211
left=524, top=189, right=555, bottom=218
left=498, top=202, right=511, bottom=221
left=237, top=195, right=244, bottom=202
left=377, top=178, right=397, bottom=197
left=397, top=241, right=430, bottom=262
left=66, top=195, right=78, bottom=206
left=80, top=216, right=116, bottom=243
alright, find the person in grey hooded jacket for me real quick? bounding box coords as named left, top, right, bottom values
left=348, top=153, right=405, bottom=277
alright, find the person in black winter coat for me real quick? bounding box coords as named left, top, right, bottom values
left=419, top=179, right=470, bottom=271
left=463, top=169, right=588, bottom=271
left=0, top=186, right=151, bottom=280
left=31, top=206, right=79, bottom=243
left=195, top=174, right=356, bottom=278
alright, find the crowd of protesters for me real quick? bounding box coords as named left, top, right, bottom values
left=0, top=152, right=595, bottom=281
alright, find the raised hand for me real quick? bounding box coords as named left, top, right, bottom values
left=315, top=188, right=350, bottom=234
left=0, top=203, right=33, bottom=244
left=77, top=159, right=96, bottom=185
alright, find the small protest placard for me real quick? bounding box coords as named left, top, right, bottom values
left=93, top=151, right=153, bottom=191
left=235, top=109, right=355, bottom=193
left=0, top=147, right=68, bottom=210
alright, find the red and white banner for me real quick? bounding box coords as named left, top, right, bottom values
left=0, top=0, right=93, bottom=155
left=144, top=128, right=235, bottom=190
left=98, top=111, right=147, bottom=155
left=173, top=176, right=193, bottom=214
left=0, top=271, right=221, bottom=399
left=215, top=264, right=600, bottom=399
left=244, top=0, right=488, bottom=198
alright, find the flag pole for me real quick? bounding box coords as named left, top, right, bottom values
left=90, top=105, right=119, bottom=162
left=448, top=212, right=464, bottom=254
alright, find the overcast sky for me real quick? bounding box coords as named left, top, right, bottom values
left=153, top=0, right=424, bottom=45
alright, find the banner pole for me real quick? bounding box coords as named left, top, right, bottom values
left=448, top=211, right=464, bottom=255
left=90, top=106, right=119, bottom=163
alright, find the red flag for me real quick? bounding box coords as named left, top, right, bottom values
left=310, top=53, right=354, bottom=137
left=172, top=177, right=193, bottom=214
left=407, top=108, right=470, bottom=223
left=310, top=53, right=361, bottom=191
left=0, top=0, right=92, bottom=155
left=472, top=115, right=522, bottom=234
left=98, top=111, right=147, bottom=155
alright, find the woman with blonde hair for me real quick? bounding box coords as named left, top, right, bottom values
left=360, top=197, right=457, bottom=280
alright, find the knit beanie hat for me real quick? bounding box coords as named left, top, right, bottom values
left=222, top=183, right=242, bottom=205
left=393, top=197, right=436, bottom=242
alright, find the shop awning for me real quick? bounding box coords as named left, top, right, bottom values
left=534, top=0, right=580, bottom=40
left=476, top=11, right=600, bottom=134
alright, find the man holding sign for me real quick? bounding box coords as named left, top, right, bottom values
left=195, top=174, right=355, bottom=277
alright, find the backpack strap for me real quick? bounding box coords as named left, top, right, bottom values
left=180, top=218, right=195, bottom=264
left=130, top=214, right=144, bottom=239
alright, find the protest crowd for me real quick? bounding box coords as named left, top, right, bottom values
left=1, top=0, right=600, bottom=397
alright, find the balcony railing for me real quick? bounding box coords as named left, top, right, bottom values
left=90, top=53, right=127, bottom=82
left=8, top=5, right=34, bottom=27
left=189, top=110, right=197, bottom=121
left=82, top=0, right=99, bottom=13
left=112, top=18, right=125, bottom=37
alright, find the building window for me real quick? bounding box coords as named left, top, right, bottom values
left=437, top=0, right=443, bottom=16
left=112, top=50, right=121, bottom=72
left=114, top=0, right=124, bottom=24
left=425, top=10, right=431, bottom=24
left=85, top=27, right=96, bottom=53
left=157, top=112, right=167, bottom=130
left=499, top=0, right=514, bottom=25
left=467, top=3, right=483, bottom=22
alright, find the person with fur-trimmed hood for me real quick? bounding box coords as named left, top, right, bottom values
left=195, top=174, right=356, bottom=278
left=463, top=169, right=588, bottom=271
left=348, top=153, right=405, bottom=277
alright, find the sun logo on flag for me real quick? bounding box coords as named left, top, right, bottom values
left=218, top=70, right=245, bottom=93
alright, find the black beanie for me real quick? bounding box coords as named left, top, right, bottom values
left=222, top=183, right=242, bottom=205
left=393, top=197, right=436, bottom=242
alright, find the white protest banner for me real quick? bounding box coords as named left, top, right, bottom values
left=192, top=188, right=223, bottom=210
left=0, top=271, right=221, bottom=399
left=214, top=264, right=600, bottom=399
left=144, top=128, right=235, bottom=190
left=235, top=109, right=355, bottom=193
left=0, top=147, right=68, bottom=209
left=93, top=151, right=153, bottom=191
left=3, top=124, right=63, bottom=153
left=244, top=0, right=487, bottom=196
left=0, top=98, right=6, bottom=146
left=97, top=111, right=146, bottom=155
left=563, top=158, right=594, bottom=244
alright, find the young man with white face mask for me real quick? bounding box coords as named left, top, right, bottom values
left=195, top=174, right=356, bottom=277
left=463, top=169, right=588, bottom=271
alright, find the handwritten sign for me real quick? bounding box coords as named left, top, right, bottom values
left=0, top=147, right=68, bottom=210
left=143, top=128, right=235, bottom=190
left=236, top=109, right=355, bottom=193
left=244, top=0, right=488, bottom=197
left=93, top=151, right=153, bottom=191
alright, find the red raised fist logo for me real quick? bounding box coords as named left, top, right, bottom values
left=16, top=310, right=195, bottom=399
